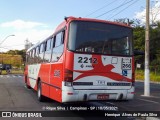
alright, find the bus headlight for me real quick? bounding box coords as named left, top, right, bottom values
left=64, top=82, right=72, bottom=86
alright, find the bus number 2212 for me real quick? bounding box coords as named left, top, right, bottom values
left=78, top=57, right=98, bottom=64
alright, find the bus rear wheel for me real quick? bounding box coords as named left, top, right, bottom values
left=37, top=81, right=45, bottom=102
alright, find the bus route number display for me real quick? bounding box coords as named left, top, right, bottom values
left=121, top=58, right=131, bottom=70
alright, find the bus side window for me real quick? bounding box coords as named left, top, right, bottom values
left=61, top=30, right=65, bottom=44
left=35, top=46, right=39, bottom=63
left=52, top=36, right=56, bottom=48
left=55, top=32, right=62, bottom=47
left=32, top=49, right=35, bottom=57
left=39, top=43, right=45, bottom=62
left=52, top=31, right=65, bottom=62
left=44, top=38, right=52, bottom=63
left=46, top=39, right=51, bottom=51
left=40, top=43, right=43, bottom=53
left=32, top=49, right=35, bottom=64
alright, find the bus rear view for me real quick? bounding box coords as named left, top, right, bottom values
left=63, top=18, right=134, bottom=102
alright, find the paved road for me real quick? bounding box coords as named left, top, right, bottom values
left=112, top=81, right=160, bottom=111
left=0, top=74, right=160, bottom=120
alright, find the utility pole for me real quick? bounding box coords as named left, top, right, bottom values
left=144, top=0, right=150, bottom=96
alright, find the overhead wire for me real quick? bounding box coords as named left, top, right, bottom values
left=95, top=0, right=134, bottom=18
left=85, top=0, right=118, bottom=17
left=104, top=0, right=127, bottom=19
left=108, top=0, right=141, bottom=20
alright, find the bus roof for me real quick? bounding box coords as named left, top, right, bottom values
left=54, top=16, right=132, bottom=33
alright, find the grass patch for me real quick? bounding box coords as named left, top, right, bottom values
left=135, top=70, right=144, bottom=80
left=136, top=70, right=160, bottom=82
left=1, top=69, right=24, bottom=75
left=150, top=72, right=160, bottom=82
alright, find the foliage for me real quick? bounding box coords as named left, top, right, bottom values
left=1, top=69, right=23, bottom=75
left=132, top=20, right=160, bottom=71
left=0, top=49, right=25, bottom=68
left=136, top=70, right=160, bottom=82
left=115, top=18, right=160, bottom=81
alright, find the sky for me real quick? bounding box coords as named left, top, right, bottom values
left=0, top=0, right=160, bottom=52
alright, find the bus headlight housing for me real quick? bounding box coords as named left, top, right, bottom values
left=64, top=69, right=73, bottom=86
left=64, top=81, right=72, bottom=86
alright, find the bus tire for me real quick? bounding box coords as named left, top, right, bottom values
left=25, top=76, right=31, bottom=89
left=37, top=81, right=45, bottom=102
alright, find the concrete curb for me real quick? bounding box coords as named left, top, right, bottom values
left=136, top=80, right=160, bottom=84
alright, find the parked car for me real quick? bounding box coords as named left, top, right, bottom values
left=0, top=64, right=12, bottom=74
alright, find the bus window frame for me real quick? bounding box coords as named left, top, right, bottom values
left=51, top=29, right=65, bottom=62
left=35, top=46, right=40, bottom=56
left=43, top=37, right=53, bottom=63
left=46, top=39, right=51, bottom=51
left=40, top=43, right=44, bottom=54
left=67, top=20, right=133, bottom=56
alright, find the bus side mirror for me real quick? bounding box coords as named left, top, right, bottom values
left=134, top=50, right=144, bottom=56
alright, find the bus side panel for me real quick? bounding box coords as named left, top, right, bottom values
left=38, top=64, right=50, bottom=98
left=41, top=82, right=49, bottom=98
left=25, top=65, right=32, bottom=88
left=28, top=64, right=41, bottom=90
left=49, top=63, right=63, bottom=102
left=49, top=87, right=62, bottom=102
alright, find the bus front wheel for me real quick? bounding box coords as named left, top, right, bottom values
left=37, top=81, right=45, bottom=102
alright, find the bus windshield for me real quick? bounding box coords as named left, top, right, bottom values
left=68, top=21, right=133, bottom=56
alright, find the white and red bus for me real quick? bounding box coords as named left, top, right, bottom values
left=24, top=17, right=135, bottom=103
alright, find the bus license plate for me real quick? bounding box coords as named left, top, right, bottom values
left=97, top=94, right=109, bottom=100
